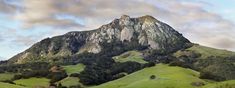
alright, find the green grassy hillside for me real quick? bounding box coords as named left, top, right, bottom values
left=91, top=64, right=206, bottom=88
left=113, top=51, right=147, bottom=63
left=63, top=63, right=85, bottom=75
left=0, top=73, right=16, bottom=82
left=0, top=82, right=26, bottom=88
left=174, top=44, right=235, bottom=59
left=57, top=77, right=83, bottom=87
left=90, top=63, right=235, bottom=88
left=13, top=77, right=50, bottom=88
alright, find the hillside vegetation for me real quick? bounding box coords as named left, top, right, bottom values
left=0, top=73, right=16, bottom=82
left=13, top=77, right=50, bottom=88
left=0, top=82, right=26, bottom=88
left=113, top=51, right=147, bottom=64
left=172, top=44, right=235, bottom=81
left=57, top=77, right=83, bottom=87
left=174, top=44, right=235, bottom=58
left=92, top=64, right=206, bottom=88
left=63, top=63, right=85, bottom=75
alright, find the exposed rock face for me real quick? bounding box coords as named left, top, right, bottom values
left=9, top=15, right=190, bottom=64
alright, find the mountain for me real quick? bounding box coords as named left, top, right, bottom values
left=9, top=15, right=190, bottom=64
left=1, top=15, right=235, bottom=88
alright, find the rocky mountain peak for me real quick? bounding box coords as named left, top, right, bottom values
left=119, top=15, right=132, bottom=26
left=9, top=15, right=190, bottom=64
left=139, top=15, right=157, bottom=22
left=120, top=15, right=130, bottom=21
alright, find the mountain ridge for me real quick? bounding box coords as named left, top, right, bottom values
left=9, top=15, right=190, bottom=64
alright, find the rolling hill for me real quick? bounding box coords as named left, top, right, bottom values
left=92, top=64, right=205, bottom=88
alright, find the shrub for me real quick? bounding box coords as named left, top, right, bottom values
left=69, top=85, right=82, bottom=88
left=70, top=73, right=80, bottom=77
left=144, top=62, right=155, bottom=67
left=199, top=71, right=225, bottom=81
left=48, top=71, right=68, bottom=83
left=150, top=75, right=156, bottom=80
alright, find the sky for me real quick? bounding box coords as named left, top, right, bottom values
left=0, top=0, right=235, bottom=60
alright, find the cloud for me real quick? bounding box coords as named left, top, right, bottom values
left=0, top=0, right=235, bottom=52
left=0, top=0, right=17, bottom=14
left=13, top=0, right=83, bottom=28
left=13, top=0, right=161, bottom=29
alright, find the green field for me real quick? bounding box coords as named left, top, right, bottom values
left=0, top=73, right=16, bottom=82
left=113, top=51, right=147, bottom=64
left=91, top=64, right=206, bottom=88
left=13, top=77, right=50, bottom=88
left=57, top=77, right=83, bottom=87
left=0, top=82, right=26, bottom=88
left=174, top=44, right=235, bottom=59
left=63, top=63, right=85, bottom=75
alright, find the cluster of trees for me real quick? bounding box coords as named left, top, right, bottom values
left=169, top=50, right=200, bottom=68
left=143, top=49, right=175, bottom=64
left=48, top=71, right=68, bottom=83
left=13, top=70, right=49, bottom=80
left=0, top=62, right=68, bottom=84
left=197, top=56, right=235, bottom=81
left=0, top=62, right=50, bottom=73
left=78, top=55, right=155, bottom=85
left=56, top=83, right=82, bottom=88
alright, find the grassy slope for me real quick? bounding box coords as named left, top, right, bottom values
left=57, top=77, right=83, bottom=87
left=14, top=77, right=50, bottom=88
left=113, top=51, right=147, bottom=64
left=92, top=45, right=235, bottom=88
left=0, top=73, right=15, bottom=81
left=92, top=64, right=206, bottom=88
left=174, top=44, right=235, bottom=59
left=63, top=63, right=85, bottom=75
left=60, top=64, right=85, bottom=87
left=0, top=82, right=26, bottom=88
